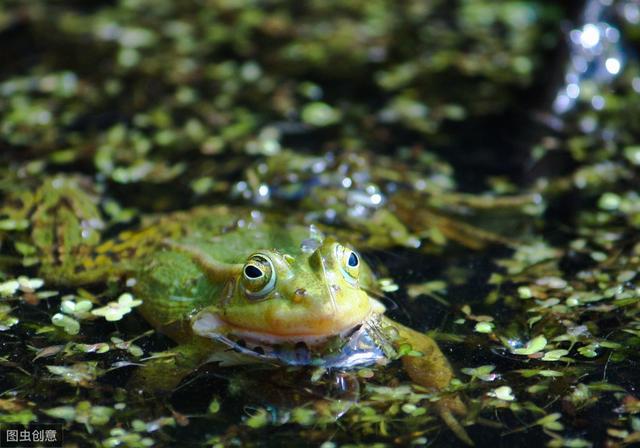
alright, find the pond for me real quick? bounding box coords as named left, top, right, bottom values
left=1, top=1, right=640, bottom=447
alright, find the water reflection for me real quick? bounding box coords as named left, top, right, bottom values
left=552, top=0, right=630, bottom=114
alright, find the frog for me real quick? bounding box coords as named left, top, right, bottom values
left=1, top=176, right=472, bottom=444
left=132, top=216, right=471, bottom=443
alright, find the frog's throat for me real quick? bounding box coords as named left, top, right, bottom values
left=193, top=298, right=386, bottom=346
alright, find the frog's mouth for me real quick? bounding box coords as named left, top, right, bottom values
left=192, top=309, right=371, bottom=345
left=192, top=297, right=387, bottom=346
left=192, top=310, right=395, bottom=368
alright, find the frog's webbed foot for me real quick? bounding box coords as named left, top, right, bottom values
left=381, top=317, right=473, bottom=445
left=404, top=354, right=474, bottom=446
left=162, top=239, right=242, bottom=283
left=437, top=403, right=473, bottom=446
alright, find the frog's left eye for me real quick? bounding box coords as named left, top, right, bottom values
left=242, top=255, right=276, bottom=300
left=335, top=244, right=360, bottom=285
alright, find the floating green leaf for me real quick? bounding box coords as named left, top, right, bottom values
left=92, top=293, right=142, bottom=322
left=474, top=322, right=495, bottom=333
left=488, top=386, right=515, bottom=401
left=541, top=349, right=569, bottom=361
left=51, top=313, right=80, bottom=335
left=511, top=335, right=547, bottom=355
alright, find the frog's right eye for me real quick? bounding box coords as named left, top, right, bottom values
left=242, top=254, right=276, bottom=300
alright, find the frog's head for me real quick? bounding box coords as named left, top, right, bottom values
left=192, top=238, right=383, bottom=344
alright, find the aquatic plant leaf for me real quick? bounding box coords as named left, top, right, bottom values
left=51, top=313, right=80, bottom=335
left=60, top=297, right=94, bottom=319
left=0, top=410, right=36, bottom=426
left=461, top=365, right=497, bottom=381
left=245, top=408, right=269, bottom=429
left=44, top=406, right=76, bottom=422
left=488, top=386, right=515, bottom=401
left=536, top=413, right=564, bottom=431
left=208, top=399, right=220, bottom=414
left=0, top=305, right=18, bottom=330
left=474, top=322, right=495, bottom=333
left=517, top=369, right=564, bottom=378
left=511, top=335, right=547, bottom=355
left=577, top=344, right=599, bottom=358
left=541, top=349, right=569, bottom=361
left=0, top=280, right=19, bottom=297
left=301, top=102, right=341, bottom=127
left=91, top=293, right=141, bottom=321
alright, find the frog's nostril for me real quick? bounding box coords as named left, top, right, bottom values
left=293, top=288, right=307, bottom=303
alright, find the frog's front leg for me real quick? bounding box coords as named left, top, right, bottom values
left=382, top=316, right=473, bottom=445
left=129, top=341, right=215, bottom=393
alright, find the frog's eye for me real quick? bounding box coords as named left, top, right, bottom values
left=335, top=244, right=360, bottom=286
left=242, top=255, right=276, bottom=300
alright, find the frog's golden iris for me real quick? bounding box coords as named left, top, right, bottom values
left=241, top=254, right=276, bottom=300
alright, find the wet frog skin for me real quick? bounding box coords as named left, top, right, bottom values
left=5, top=179, right=471, bottom=444
left=137, top=215, right=469, bottom=443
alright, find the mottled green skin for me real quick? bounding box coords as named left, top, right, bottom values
left=134, top=220, right=328, bottom=342
left=6, top=181, right=470, bottom=444
left=127, top=209, right=470, bottom=443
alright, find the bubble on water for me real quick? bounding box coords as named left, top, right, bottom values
left=552, top=0, right=626, bottom=115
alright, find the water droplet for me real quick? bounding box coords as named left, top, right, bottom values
left=300, top=239, right=321, bottom=253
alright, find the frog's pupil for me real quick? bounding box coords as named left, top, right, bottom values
left=348, top=252, right=358, bottom=267
left=245, top=265, right=263, bottom=279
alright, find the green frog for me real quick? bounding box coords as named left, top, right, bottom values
left=2, top=177, right=471, bottom=444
